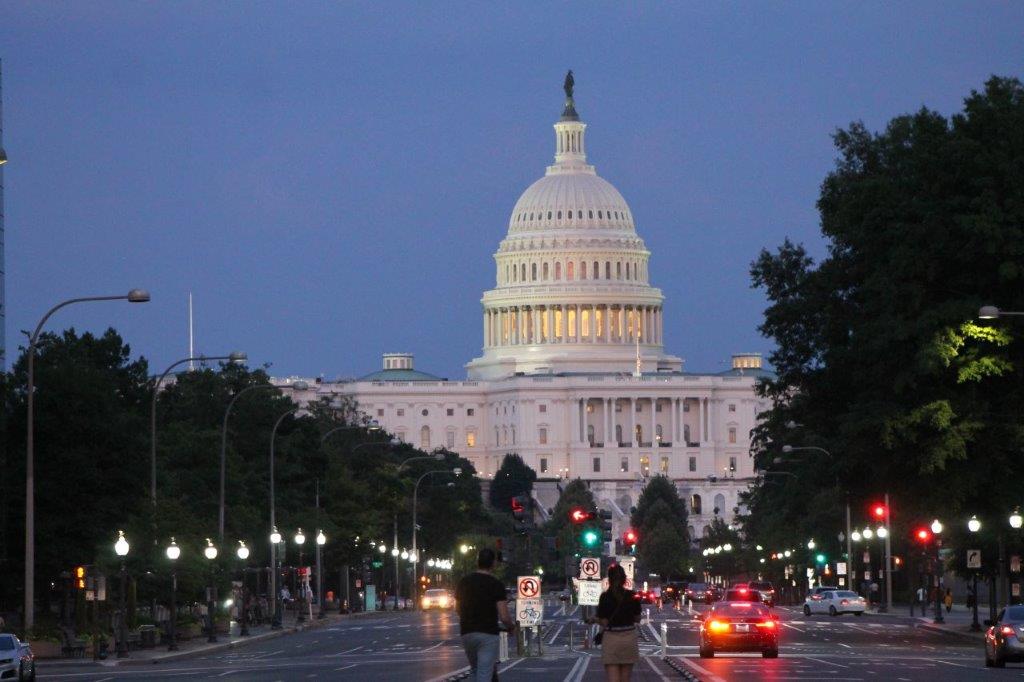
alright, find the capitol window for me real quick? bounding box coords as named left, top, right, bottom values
left=728, top=404, right=736, bottom=412
left=466, top=431, right=476, bottom=447
left=447, top=408, right=454, bottom=416
left=531, top=263, right=537, bottom=280
left=605, top=262, right=611, bottom=279
left=593, top=457, right=601, bottom=473
left=543, top=263, right=549, bottom=280
left=540, top=458, right=548, bottom=474
left=557, top=210, right=562, bottom=219
left=521, top=264, right=526, bottom=281
left=620, top=457, right=629, bottom=472
left=616, top=262, right=622, bottom=279
left=580, top=262, right=587, bottom=279
left=446, top=431, right=455, bottom=449
left=589, top=210, right=594, bottom=219
left=397, top=409, right=405, bottom=417
left=539, top=404, right=546, bottom=413
left=689, top=456, right=697, bottom=472
left=555, top=262, right=561, bottom=280
left=547, top=211, right=552, bottom=219
left=377, top=409, right=384, bottom=417
left=660, top=456, right=669, bottom=473
left=598, top=210, right=603, bottom=219
left=396, top=431, right=405, bottom=442
left=567, top=262, right=574, bottom=280
left=421, top=409, right=429, bottom=416
left=467, top=408, right=475, bottom=416
left=420, top=426, right=430, bottom=449
left=728, top=427, right=737, bottom=444
left=539, top=427, right=547, bottom=445
left=577, top=210, right=582, bottom=219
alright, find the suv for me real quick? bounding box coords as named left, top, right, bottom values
left=749, top=581, right=776, bottom=607
left=722, top=588, right=761, bottom=603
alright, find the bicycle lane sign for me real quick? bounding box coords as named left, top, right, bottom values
left=516, top=575, right=543, bottom=626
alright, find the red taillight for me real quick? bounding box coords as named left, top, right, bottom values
left=707, top=619, right=730, bottom=632
left=841, top=599, right=849, bottom=605
left=1001, top=625, right=1015, bottom=637
left=739, top=588, right=748, bottom=594
left=756, top=620, right=776, bottom=629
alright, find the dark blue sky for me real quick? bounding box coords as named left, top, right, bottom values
left=2, top=3, right=1021, bottom=379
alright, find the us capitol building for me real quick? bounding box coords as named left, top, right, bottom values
left=280, top=76, right=769, bottom=542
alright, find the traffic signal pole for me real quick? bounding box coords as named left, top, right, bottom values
left=883, top=493, right=892, bottom=613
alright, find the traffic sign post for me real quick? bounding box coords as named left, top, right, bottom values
left=616, top=556, right=635, bottom=589
left=579, top=557, right=600, bottom=580
left=577, top=580, right=601, bottom=606
left=517, top=575, right=541, bottom=599
left=967, top=549, right=982, bottom=570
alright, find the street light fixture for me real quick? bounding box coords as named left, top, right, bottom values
left=269, top=527, right=283, bottom=629
left=930, top=519, right=944, bottom=535
left=204, top=539, right=218, bottom=643
left=863, top=528, right=874, bottom=540
left=315, top=530, right=327, bottom=619
left=1010, top=508, right=1023, bottom=530
left=876, top=526, right=888, bottom=538
left=294, top=529, right=308, bottom=623
left=807, top=540, right=816, bottom=550
left=851, top=530, right=862, bottom=542
left=235, top=541, right=250, bottom=636
left=379, top=544, right=387, bottom=554
left=968, top=516, right=982, bottom=533
left=166, top=538, right=180, bottom=651
left=978, top=306, right=1024, bottom=319
left=23, top=290, right=150, bottom=632
left=114, top=530, right=130, bottom=658
left=966, top=518, right=983, bottom=631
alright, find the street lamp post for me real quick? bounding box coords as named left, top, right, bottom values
left=411, top=468, right=461, bottom=608
left=114, top=530, right=130, bottom=658
left=316, top=530, right=327, bottom=619
left=270, top=527, right=283, bottom=629
left=166, top=538, right=180, bottom=651
left=269, top=406, right=300, bottom=627
left=930, top=519, right=944, bottom=624
left=295, top=529, right=307, bottom=623
left=204, top=539, right=219, bottom=642
left=968, top=516, right=982, bottom=631
left=152, top=352, right=246, bottom=508
left=219, top=380, right=303, bottom=543
left=236, top=541, right=250, bottom=636
left=23, top=290, right=150, bottom=633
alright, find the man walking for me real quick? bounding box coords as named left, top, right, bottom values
left=456, top=548, right=515, bottom=682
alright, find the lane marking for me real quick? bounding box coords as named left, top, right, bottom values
left=934, top=659, right=974, bottom=668
left=781, top=621, right=806, bottom=633
left=838, top=643, right=852, bottom=648
left=218, top=672, right=238, bottom=678
left=677, top=656, right=728, bottom=682
left=546, top=623, right=564, bottom=644
left=329, top=645, right=365, bottom=656
left=565, top=653, right=591, bottom=682
left=334, top=664, right=358, bottom=671
left=499, top=658, right=526, bottom=674
left=644, top=657, right=672, bottom=681
left=802, top=655, right=849, bottom=668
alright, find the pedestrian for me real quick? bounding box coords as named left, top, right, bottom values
left=944, top=588, right=953, bottom=613
left=914, top=586, right=925, bottom=616
left=596, top=564, right=642, bottom=682
left=455, top=548, right=515, bottom=682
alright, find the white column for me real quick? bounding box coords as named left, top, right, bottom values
left=570, top=397, right=580, bottom=446
left=698, top=398, right=705, bottom=443
left=630, top=397, right=637, bottom=447
left=589, top=305, right=597, bottom=341
left=650, top=398, right=657, bottom=447
left=670, top=398, right=678, bottom=445
left=580, top=399, right=587, bottom=442
left=658, top=308, right=664, bottom=344
left=546, top=307, right=553, bottom=344
left=606, top=398, right=613, bottom=446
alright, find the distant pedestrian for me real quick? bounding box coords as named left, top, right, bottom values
left=455, top=548, right=515, bottom=682
left=944, top=588, right=953, bottom=613
left=597, top=564, right=642, bottom=682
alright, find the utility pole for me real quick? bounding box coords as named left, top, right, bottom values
left=883, top=492, right=892, bottom=612
left=393, top=516, right=400, bottom=610
left=846, top=499, right=853, bottom=589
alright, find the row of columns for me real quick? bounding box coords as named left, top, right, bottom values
left=484, top=304, right=663, bottom=348
left=570, top=396, right=711, bottom=447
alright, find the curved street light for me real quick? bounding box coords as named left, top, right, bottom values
left=218, top=380, right=306, bottom=541
left=23, top=289, right=150, bottom=632
left=166, top=538, right=180, bottom=651
left=152, top=351, right=246, bottom=507
left=114, top=530, right=130, bottom=658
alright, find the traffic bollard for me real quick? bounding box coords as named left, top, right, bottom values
left=535, top=626, right=543, bottom=656
left=661, top=622, right=668, bottom=658
left=568, top=621, right=573, bottom=650
left=499, top=631, right=509, bottom=662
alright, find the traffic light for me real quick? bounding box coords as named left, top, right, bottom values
left=815, top=553, right=826, bottom=564
left=623, top=528, right=638, bottom=554
left=512, top=496, right=530, bottom=535
left=582, top=529, right=600, bottom=548
left=914, top=527, right=932, bottom=543
left=870, top=503, right=887, bottom=521
left=75, top=566, right=86, bottom=590
left=892, top=556, right=902, bottom=570
left=570, top=507, right=594, bottom=524
left=599, top=509, right=613, bottom=542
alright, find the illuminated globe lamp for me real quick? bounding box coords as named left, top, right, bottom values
left=930, top=519, right=943, bottom=535
left=806, top=540, right=816, bottom=550
left=862, top=528, right=873, bottom=540
left=237, top=541, right=250, bottom=560
left=294, top=528, right=306, bottom=546
left=851, top=530, right=862, bottom=542
left=316, top=530, right=326, bottom=546
left=876, top=526, right=888, bottom=539
left=270, top=527, right=282, bottom=545
left=408, top=551, right=418, bottom=563
left=968, top=515, right=982, bottom=533
left=115, top=530, right=130, bottom=557
left=166, top=538, right=181, bottom=561
left=1010, top=508, right=1023, bottom=530
left=204, top=538, right=218, bottom=560
left=427, top=559, right=436, bottom=568
left=392, top=547, right=400, bottom=557
left=401, top=549, right=409, bottom=560
left=379, top=543, right=387, bottom=554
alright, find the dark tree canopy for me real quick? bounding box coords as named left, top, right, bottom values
left=746, top=76, right=1024, bottom=551
left=489, top=453, right=536, bottom=512
left=630, top=476, right=689, bottom=579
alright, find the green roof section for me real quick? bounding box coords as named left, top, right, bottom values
left=358, top=368, right=444, bottom=382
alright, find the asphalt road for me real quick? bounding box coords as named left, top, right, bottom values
left=36, top=599, right=1024, bottom=681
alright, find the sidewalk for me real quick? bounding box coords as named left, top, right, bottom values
left=39, top=609, right=376, bottom=668
left=862, top=602, right=987, bottom=641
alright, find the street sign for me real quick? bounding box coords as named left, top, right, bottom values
left=96, top=576, right=107, bottom=601
left=355, top=579, right=362, bottom=588
left=517, top=575, right=541, bottom=599
left=616, top=556, right=636, bottom=589
left=580, top=557, right=601, bottom=580
left=967, top=549, right=982, bottom=569
left=1011, top=555, right=1021, bottom=573
left=516, top=597, right=543, bottom=625
left=578, top=580, right=601, bottom=606
left=837, top=562, right=847, bottom=576
left=85, top=590, right=95, bottom=602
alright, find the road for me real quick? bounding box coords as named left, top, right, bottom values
left=37, top=600, right=1022, bottom=681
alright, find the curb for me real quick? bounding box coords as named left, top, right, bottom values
left=662, top=656, right=698, bottom=680
left=915, top=622, right=985, bottom=642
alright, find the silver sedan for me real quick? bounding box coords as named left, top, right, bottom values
left=0, top=633, right=35, bottom=681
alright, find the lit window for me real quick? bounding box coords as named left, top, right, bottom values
left=539, top=427, right=548, bottom=445
left=728, top=427, right=737, bottom=444
left=540, top=458, right=548, bottom=474
left=466, top=431, right=476, bottom=447
left=691, top=494, right=702, bottom=515
left=688, top=456, right=697, bottom=472
left=729, top=456, right=737, bottom=472
left=586, top=403, right=594, bottom=413
left=661, top=456, right=669, bottom=473
left=446, top=408, right=454, bottom=416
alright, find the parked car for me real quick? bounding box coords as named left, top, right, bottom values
left=0, top=633, right=34, bottom=681
left=421, top=588, right=454, bottom=610
left=803, top=589, right=866, bottom=616
left=699, top=600, right=779, bottom=658
left=985, top=605, right=1024, bottom=668
left=749, top=581, right=776, bottom=607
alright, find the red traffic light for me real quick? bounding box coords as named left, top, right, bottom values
left=871, top=503, right=887, bottom=520
left=914, top=528, right=932, bottom=543
left=570, top=508, right=592, bottom=524
left=623, top=529, right=638, bottom=544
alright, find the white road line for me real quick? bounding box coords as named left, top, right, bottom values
left=677, top=656, right=728, bottom=682
left=934, top=659, right=974, bottom=668
left=644, top=657, right=672, bottom=681
left=329, top=645, right=365, bottom=656
left=218, top=672, right=238, bottom=678
left=498, top=658, right=526, bottom=674
left=564, top=653, right=591, bottom=682
left=646, top=622, right=662, bottom=643
left=334, top=664, right=358, bottom=671
left=802, top=655, right=849, bottom=668
left=838, top=642, right=852, bottom=648
left=781, top=621, right=806, bottom=633
left=547, top=623, right=564, bottom=644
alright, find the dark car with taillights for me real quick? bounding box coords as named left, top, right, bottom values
left=749, top=580, right=776, bottom=607
left=699, top=600, right=779, bottom=658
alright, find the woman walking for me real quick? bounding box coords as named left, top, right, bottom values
left=596, top=564, right=642, bottom=681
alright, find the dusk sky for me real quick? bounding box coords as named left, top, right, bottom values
left=2, top=3, right=1021, bottom=379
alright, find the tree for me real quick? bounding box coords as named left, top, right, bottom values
left=630, top=476, right=689, bottom=579
left=746, top=76, right=1024, bottom=552
left=489, top=453, right=536, bottom=512
left=543, top=479, right=598, bottom=581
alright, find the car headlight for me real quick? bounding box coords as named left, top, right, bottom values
left=438, top=597, right=449, bottom=606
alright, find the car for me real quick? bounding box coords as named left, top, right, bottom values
left=635, top=589, right=658, bottom=604
left=803, top=589, right=866, bottom=617
left=421, top=588, right=454, bottom=610
left=749, top=580, right=776, bottom=607
left=730, top=582, right=749, bottom=590
left=686, top=583, right=721, bottom=604
left=699, top=600, right=779, bottom=658
left=722, top=588, right=762, bottom=603
left=985, top=605, right=1024, bottom=668
left=0, top=633, right=35, bottom=681
left=663, top=582, right=686, bottom=604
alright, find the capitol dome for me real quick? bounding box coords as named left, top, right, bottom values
left=467, top=74, right=682, bottom=380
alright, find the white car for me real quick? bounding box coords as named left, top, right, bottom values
left=803, top=589, right=866, bottom=617
left=0, top=633, right=35, bottom=681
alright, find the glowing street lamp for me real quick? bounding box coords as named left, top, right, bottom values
left=1011, top=508, right=1023, bottom=530
left=968, top=515, right=982, bottom=533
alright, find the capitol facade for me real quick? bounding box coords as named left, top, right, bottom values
left=280, top=81, right=769, bottom=543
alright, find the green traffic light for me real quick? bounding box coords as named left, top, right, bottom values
left=815, top=553, right=826, bottom=564
left=583, top=530, right=599, bottom=546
